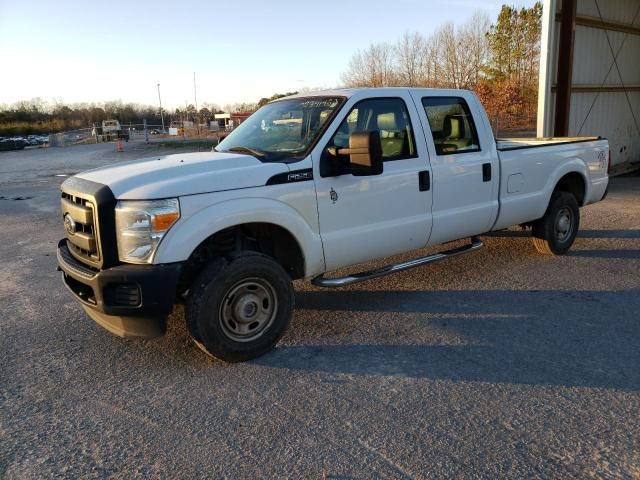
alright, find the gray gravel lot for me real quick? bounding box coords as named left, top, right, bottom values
left=1, top=142, right=639, bottom=479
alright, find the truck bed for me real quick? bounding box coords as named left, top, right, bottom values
left=496, top=136, right=601, bottom=151
left=492, top=136, right=609, bottom=231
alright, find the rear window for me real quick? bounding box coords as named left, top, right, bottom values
left=422, top=97, right=480, bottom=155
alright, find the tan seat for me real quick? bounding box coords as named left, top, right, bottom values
left=440, top=114, right=472, bottom=152
left=376, top=111, right=406, bottom=158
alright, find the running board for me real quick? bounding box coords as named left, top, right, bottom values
left=312, top=237, right=484, bottom=288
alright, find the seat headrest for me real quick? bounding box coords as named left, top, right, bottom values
left=443, top=114, right=466, bottom=139
left=376, top=112, right=398, bottom=131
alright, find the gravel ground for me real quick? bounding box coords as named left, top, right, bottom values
left=1, top=143, right=639, bottom=479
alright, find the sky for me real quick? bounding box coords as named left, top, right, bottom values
left=0, top=0, right=535, bottom=109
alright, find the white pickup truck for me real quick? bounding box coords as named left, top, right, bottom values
left=57, top=88, right=610, bottom=362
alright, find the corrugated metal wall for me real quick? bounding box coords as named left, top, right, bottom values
left=537, top=0, right=640, bottom=171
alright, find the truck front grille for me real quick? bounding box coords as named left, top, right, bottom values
left=59, top=177, right=118, bottom=270
left=61, top=191, right=101, bottom=264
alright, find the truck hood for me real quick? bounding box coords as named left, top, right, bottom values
left=76, top=151, right=289, bottom=199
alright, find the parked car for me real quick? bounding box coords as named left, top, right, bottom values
left=0, top=137, right=28, bottom=151
left=57, top=88, right=610, bottom=362
left=25, top=134, right=47, bottom=145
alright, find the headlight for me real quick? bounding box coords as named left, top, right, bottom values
left=115, top=198, right=180, bottom=264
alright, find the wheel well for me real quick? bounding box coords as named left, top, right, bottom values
left=554, top=172, right=586, bottom=206
left=177, top=223, right=305, bottom=295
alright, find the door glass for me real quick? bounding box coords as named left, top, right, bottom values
left=329, top=98, right=417, bottom=161
left=422, top=97, right=480, bottom=155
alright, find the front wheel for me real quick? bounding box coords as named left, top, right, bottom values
left=532, top=191, right=580, bottom=255
left=186, top=253, right=294, bottom=362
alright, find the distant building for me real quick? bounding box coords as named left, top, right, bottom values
left=214, top=112, right=253, bottom=130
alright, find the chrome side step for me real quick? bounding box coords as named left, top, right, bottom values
left=312, top=237, right=484, bottom=288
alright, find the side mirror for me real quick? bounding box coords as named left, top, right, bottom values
left=326, top=131, right=383, bottom=177
left=346, top=131, right=383, bottom=176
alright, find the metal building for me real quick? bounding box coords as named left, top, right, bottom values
left=537, top=0, right=640, bottom=173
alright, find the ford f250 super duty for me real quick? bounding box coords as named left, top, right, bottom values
left=57, top=88, right=610, bottom=362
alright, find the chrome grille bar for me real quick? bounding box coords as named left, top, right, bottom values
left=61, top=198, right=93, bottom=224
left=61, top=191, right=100, bottom=264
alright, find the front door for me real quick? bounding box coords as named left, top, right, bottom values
left=313, top=94, right=433, bottom=272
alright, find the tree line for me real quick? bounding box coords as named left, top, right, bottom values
left=341, top=3, right=543, bottom=129
left=0, top=99, right=254, bottom=136
left=0, top=100, right=155, bottom=136
left=0, top=99, right=235, bottom=136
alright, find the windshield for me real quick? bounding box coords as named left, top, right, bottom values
left=216, top=96, right=344, bottom=161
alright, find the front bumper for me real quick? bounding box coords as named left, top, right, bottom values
left=57, top=239, right=183, bottom=338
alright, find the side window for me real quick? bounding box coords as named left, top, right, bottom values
left=329, top=98, right=417, bottom=161
left=422, top=97, right=480, bottom=155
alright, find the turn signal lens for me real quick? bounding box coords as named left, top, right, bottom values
left=152, top=211, right=180, bottom=231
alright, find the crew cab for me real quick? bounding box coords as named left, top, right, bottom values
left=57, top=88, right=610, bottom=362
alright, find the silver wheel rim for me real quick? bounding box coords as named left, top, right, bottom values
left=219, top=278, right=278, bottom=342
left=555, top=207, right=573, bottom=242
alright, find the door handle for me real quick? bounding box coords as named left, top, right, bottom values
left=482, top=163, right=492, bottom=182
left=418, top=170, right=430, bottom=191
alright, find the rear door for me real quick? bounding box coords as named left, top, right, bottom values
left=410, top=91, right=499, bottom=245
left=313, top=92, right=433, bottom=271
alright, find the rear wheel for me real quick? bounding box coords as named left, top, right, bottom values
left=532, top=191, right=580, bottom=255
left=186, top=253, right=294, bottom=362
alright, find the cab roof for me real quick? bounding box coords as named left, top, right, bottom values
left=281, top=87, right=473, bottom=100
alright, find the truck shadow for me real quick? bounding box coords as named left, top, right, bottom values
left=256, top=289, right=640, bottom=391
left=568, top=249, right=640, bottom=259
left=486, top=229, right=640, bottom=239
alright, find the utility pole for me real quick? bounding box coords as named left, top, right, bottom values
left=193, top=72, right=199, bottom=136
left=157, top=83, right=165, bottom=133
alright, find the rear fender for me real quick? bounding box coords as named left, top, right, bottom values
left=540, top=159, right=590, bottom=215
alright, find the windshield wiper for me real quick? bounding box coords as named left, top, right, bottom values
left=226, top=146, right=266, bottom=158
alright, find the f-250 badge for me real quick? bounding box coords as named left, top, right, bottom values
left=330, top=188, right=338, bottom=204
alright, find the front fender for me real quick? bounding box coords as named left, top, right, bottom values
left=153, top=196, right=326, bottom=277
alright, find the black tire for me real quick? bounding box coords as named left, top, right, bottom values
left=186, top=253, right=294, bottom=362
left=532, top=191, right=580, bottom=255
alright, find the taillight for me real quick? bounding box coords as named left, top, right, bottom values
left=607, top=150, right=611, bottom=175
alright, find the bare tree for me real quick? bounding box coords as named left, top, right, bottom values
left=435, top=22, right=471, bottom=88
left=341, top=12, right=491, bottom=89
left=395, top=32, right=427, bottom=87
left=341, top=42, right=397, bottom=87
left=429, top=11, right=490, bottom=89
left=463, top=11, right=491, bottom=86
left=423, top=34, right=441, bottom=87
left=224, top=102, right=257, bottom=113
